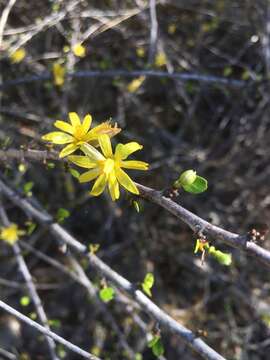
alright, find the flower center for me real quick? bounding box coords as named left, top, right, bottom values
left=73, top=125, right=85, bottom=140
left=102, top=158, right=114, bottom=175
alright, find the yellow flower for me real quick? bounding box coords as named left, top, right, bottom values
left=155, top=51, right=167, bottom=67
left=68, top=135, right=149, bottom=201
left=127, top=76, right=145, bottom=93
left=10, top=48, right=26, bottom=63
left=0, top=224, right=25, bottom=245
left=52, top=63, right=65, bottom=87
left=42, top=113, right=121, bottom=158
left=72, top=43, right=86, bottom=58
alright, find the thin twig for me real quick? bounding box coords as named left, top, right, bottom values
left=0, top=0, right=17, bottom=50
left=0, top=202, right=59, bottom=360
left=0, top=300, right=100, bottom=360
left=0, top=69, right=246, bottom=90
left=148, top=0, right=158, bottom=64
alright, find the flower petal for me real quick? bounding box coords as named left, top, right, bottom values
left=82, top=114, right=92, bottom=133
left=79, top=169, right=100, bottom=183
left=68, top=155, right=98, bottom=168
left=42, top=132, right=73, bottom=144
left=69, top=112, right=81, bottom=127
left=108, top=170, right=120, bottom=201
left=98, top=134, right=113, bottom=158
left=115, top=142, right=143, bottom=160
left=54, top=120, right=74, bottom=134
left=59, top=143, right=78, bottom=158
left=80, top=143, right=105, bottom=161
left=115, top=167, right=139, bottom=194
left=90, top=174, right=107, bottom=196
left=121, top=160, right=149, bottom=170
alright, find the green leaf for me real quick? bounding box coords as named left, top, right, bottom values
left=48, top=319, right=61, bottom=328
left=47, top=162, right=56, bottom=169
left=148, top=336, right=164, bottom=357
left=20, top=296, right=30, bottom=306
left=56, top=208, right=70, bottom=223
left=152, top=338, right=164, bottom=357
left=26, top=222, right=37, bottom=235
left=182, top=176, right=208, bottom=194
left=209, top=246, right=232, bottom=266
left=142, top=273, right=154, bottom=297
left=69, top=168, right=80, bottom=179
left=23, top=181, right=34, bottom=195
left=99, top=287, right=115, bottom=303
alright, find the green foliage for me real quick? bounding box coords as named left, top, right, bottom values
left=48, top=319, right=61, bottom=328
left=20, top=296, right=30, bottom=306
left=25, top=221, right=37, bottom=235
left=142, top=273, right=154, bottom=297
left=194, top=239, right=232, bottom=266
left=56, top=208, right=70, bottom=223
left=148, top=335, right=164, bottom=357
left=69, top=168, right=80, bottom=179
left=23, top=181, right=34, bottom=196
left=99, top=287, right=115, bottom=303
left=182, top=176, right=208, bottom=194
left=174, top=170, right=207, bottom=194
left=208, top=246, right=232, bottom=266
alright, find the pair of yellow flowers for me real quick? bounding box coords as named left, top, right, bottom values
left=42, top=113, right=149, bottom=201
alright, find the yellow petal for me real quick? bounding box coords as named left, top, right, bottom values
left=82, top=114, right=92, bottom=133
left=127, top=76, right=145, bottom=93
left=98, top=134, right=113, bottom=158
left=115, top=168, right=139, bottom=195
left=121, top=160, right=149, bottom=170
left=42, top=132, right=73, bottom=144
left=83, top=122, right=121, bottom=142
left=69, top=112, right=81, bottom=127
left=115, top=142, right=143, bottom=160
left=80, top=143, right=105, bottom=161
left=79, top=169, right=100, bottom=183
left=59, top=143, right=78, bottom=158
left=90, top=174, right=107, bottom=196
left=68, top=155, right=97, bottom=168
left=108, top=170, right=120, bottom=201
left=54, top=120, right=74, bottom=134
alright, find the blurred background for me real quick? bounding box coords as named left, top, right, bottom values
left=0, top=0, right=270, bottom=359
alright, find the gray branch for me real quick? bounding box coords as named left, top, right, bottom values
left=0, top=300, right=100, bottom=360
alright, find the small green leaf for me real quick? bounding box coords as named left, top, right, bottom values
left=26, top=222, right=37, bottom=235
left=142, top=273, right=154, bottom=297
left=182, top=176, right=208, bottom=194
left=209, top=246, right=232, bottom=266
left=69, top=168, right=80, bottom=179
left=47, top=162, right=56, bottom=169
left=20, top=296, right=30, bottom=306
left=99, top=287, right=115, bottom=303
left=56, top=208, right=70, bottom=223
left=48, top=319, right=61, bottom=328
left=23, top=181, right=34, bottom=196
left=148, top=336, right=164, bottom=357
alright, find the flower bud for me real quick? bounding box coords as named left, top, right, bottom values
left=174, top=170, right=196, bottom=188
